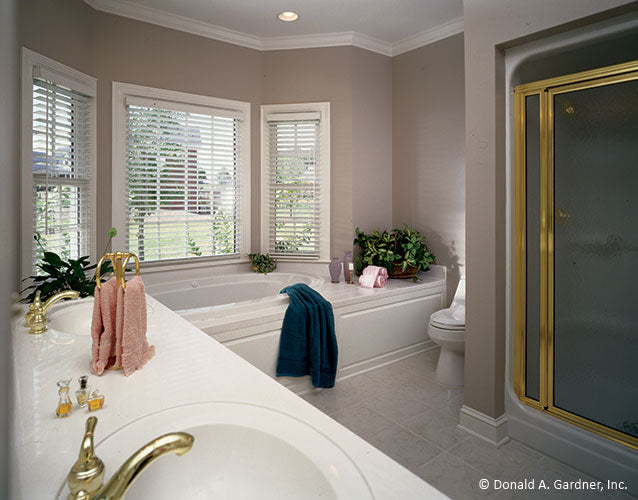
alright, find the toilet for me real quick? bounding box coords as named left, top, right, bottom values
left=428, top=276, right=465, bottom=387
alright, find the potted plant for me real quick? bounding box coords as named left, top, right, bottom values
left=21, top=228, right=118, bottom=302
left=353, top=226, right=435, bottom=281
left=248, top=253, right=277, bottom=274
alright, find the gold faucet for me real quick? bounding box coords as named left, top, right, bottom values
left=67, top=416, right=194, bottom=500
left=25, top=289, right=80, bottom=334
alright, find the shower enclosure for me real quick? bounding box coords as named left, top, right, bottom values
left=514, top=60, right=638, bottom=449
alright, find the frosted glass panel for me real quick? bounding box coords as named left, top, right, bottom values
left=553, top=79, right=638, bottom=438
left=525, top=94, right=540, bottom=401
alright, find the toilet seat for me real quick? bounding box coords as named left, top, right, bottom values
left=429, top=307, right=465, bottom=331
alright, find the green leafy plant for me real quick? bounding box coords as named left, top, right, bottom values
left=248, top=253, right=277, bottom=274
left=353, top=226, right=435, bottom=282
left=21, top=228, right=118, bottom=302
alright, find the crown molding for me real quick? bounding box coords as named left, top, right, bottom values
left=391, top=17, right=464, bottom=56
left=84, top=0, right=461, bottom=57
left=84, top=0, right=262, bottom=50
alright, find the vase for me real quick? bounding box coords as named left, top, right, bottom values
left=328, top=258, right=341, bottom=283
left=343, top=251, right=353, bottom=282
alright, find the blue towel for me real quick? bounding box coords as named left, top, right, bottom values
left=276, top=283, right=338, bottom=388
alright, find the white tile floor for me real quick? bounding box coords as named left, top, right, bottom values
left=301, top=348, right=637, bottom=500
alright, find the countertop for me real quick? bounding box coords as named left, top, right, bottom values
left=10, top=287, right=448, bottom=499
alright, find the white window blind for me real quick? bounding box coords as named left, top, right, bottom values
left=124, top=98, right=242, bottom=263
left=32, top=78, right=92, bottom=270
left=266, top=114, right=321, bottom=257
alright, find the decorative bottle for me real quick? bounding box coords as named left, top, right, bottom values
left=56, top=379, right=73, bottom=418
left=75, top=375, right=89, bottom=408
left=329, top=258, right=341, bottom=283
left=88, top=389, right=105, bottom=411
left=343, top=251, right=353, bottom=282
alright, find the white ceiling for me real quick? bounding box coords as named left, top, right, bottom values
left=84, top=0, right=464, bottom=56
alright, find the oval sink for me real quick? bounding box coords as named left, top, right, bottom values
left=58, top=402, right=373, bottom=500
left=47, top=298, right=153, bottom=337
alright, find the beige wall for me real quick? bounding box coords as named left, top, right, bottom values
left=262, top=47, right=355, bottom=257
left=463, top=0, right=636, bottom=419
left=18, top=0, right=395, bottom=261
left=351, top=47, right=393, bottom=235
left=1, top=0, right=19, bottom=493
left=18, top=0, right=95, bottom=76
left=93, top=12, right=263, bottom=253
left=392, top=34, right=465, bottom=305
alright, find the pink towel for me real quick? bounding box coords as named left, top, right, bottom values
left=90, top=277, right=117, bottom=375
left=120, top=276, right=154, bottom=376
left=359, top=266, right=388, bottom=288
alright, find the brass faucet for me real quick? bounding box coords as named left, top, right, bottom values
left=25, top=289, right=80, bottom=334
left=67, top=416, right=194, bottom=500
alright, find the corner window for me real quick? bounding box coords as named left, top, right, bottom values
left=21, top=49, right=97, bottom=278
left=112, top=83, right=250, bottom=265
left=260, top=103, right=330, bottom=260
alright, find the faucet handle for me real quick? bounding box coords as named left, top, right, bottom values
left=68, top=417, right=105, bottom=499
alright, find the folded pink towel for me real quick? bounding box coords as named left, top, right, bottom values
left=90, top=277, right=117, bottom=375
left=358, top=273, right=377, bottom=288
left=120, top=276, right=155, bottom=376
left=359, top=266, right=388, bottom=288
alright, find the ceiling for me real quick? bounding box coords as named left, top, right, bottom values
left=84, top=0, right=464, bottom=56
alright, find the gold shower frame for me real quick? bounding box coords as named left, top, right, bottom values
left=514, top=60, right=638, bottom=450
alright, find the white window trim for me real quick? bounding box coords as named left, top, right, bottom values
left=260, top=102, right=331, bottom=262
left=20, top=48, right=97, bottom=281
left=112, top=82, right=251, bottom=269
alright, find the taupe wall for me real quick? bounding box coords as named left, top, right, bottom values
left=262, top=47, right=355, bottom=257
left=1, top=0, right=19, bottom=493
left=392, top=34, right=465, bottom=305
left=463, top=0, right=636, bottom=419
left=93, top=12, right=263, bottom=253
left=351, top=47, right=393, bottom=235
left=18, top=0, right=95, bottom=76
left=18, top=0, right=394, bottom=260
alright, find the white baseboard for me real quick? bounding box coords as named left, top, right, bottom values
left=458, top=405, right=510, bottom=447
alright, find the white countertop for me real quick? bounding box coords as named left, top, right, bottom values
left=10, top=285, right=448, bottom=499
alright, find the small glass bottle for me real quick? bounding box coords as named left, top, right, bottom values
left=87, top=389, right=105, bottom=411
left=75, top=375, right=89, bottom=408
left=56, top=379, right=73, bottom=418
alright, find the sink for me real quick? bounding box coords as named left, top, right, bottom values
left=47, top=297, right=154, bottom=338
left=57, top=402, right=374, bottom=500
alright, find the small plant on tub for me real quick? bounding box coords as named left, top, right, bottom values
left=353, top=226, right=435, bottom=281
left=248, top=253, right=277, bottom=274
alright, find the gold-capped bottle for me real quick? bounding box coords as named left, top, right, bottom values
left=56, top=379, right=73, bottom=417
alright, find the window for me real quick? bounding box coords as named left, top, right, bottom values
left=112, top=83, right=250, bottom=265
left=21, top=49, right=96, bottom=278
left=261, top=103, right=330, bottom=260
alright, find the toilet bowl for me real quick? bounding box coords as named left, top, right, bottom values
left=428, top=276, right=465, bottom=387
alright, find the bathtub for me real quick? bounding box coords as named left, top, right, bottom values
left=148, top=272, right=324, bottom=313
left=147, top=265, right=447, bottom=394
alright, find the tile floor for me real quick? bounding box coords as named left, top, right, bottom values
left=301, top=348, right=636, bottom=500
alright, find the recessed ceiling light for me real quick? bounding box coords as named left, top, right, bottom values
left=277, top=11, right=299, bottom=22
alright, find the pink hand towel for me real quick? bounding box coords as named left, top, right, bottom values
left=374, top=267, right=388, bottom=288
left=120, top=276, right=155, bottom=376
left=90, top=277, right=118, bottom=375
left=358, top=273, right=377, bottom=288
left=359, top=266, right=388, bottom=288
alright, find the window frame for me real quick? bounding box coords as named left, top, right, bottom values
left=260, top=102, right=330, bottom=262
left=112, top=82, right=251, bottom=270
left=20, top=48, right=97, bottom=280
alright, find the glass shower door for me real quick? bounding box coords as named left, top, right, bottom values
left=551, top=76, right=638, bottom=442
left=515, top=61, right=638, bottom=449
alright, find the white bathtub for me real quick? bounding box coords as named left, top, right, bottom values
left=147, top=272, right=324, bottom=313
left=146, top=265, right=447, bottom=394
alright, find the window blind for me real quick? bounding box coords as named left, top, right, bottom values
left=125, top=100, right=242, bottom=263
left=266, top=115, right=321, bottom=257
left=32, top=78, right=92, bottom=270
